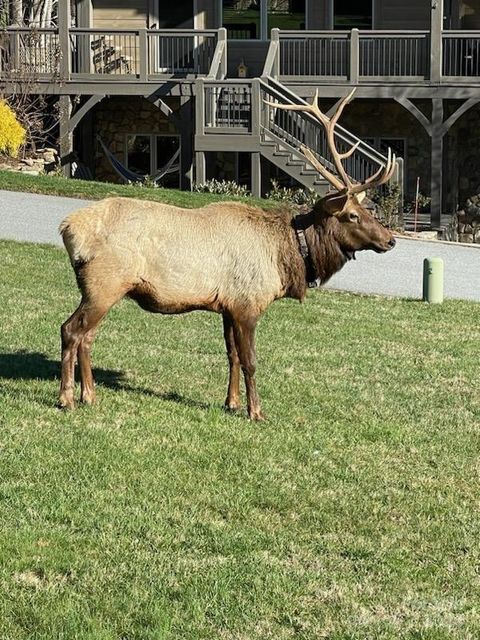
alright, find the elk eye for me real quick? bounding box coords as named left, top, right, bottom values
left=348, top=212, right=360, bottom=223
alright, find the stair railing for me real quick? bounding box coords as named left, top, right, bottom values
left=258, top=77, right=397, bottom=187
left=207, top=28, right=227, bottom=80
left=195, top=75, right=402, bottom=199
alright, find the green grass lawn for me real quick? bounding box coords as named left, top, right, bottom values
left=0, top=170, right=274, bottom=209
left=1, top=239, right=479, bottom=639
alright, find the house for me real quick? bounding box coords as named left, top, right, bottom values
left=0, top=0, right=479, bottom=229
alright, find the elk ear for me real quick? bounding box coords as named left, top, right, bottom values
left=323, top=189, right=349, bottom=216
left=355, top=191, right=367, bottom=203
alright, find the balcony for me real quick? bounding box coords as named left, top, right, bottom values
left=265, top=29, right=480, bottom=85
left=1, top=26, right=480, bottom=89
left=0, top=27, right=223, bottom=84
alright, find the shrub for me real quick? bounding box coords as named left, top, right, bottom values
left=367, top=182, right=403, bottom=229
left=0, top=100, right=26, bottom=157
left=267, top=179, right=318, bottom=207
left=193, top=179, right=250, bottom=197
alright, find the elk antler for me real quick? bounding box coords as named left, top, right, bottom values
left=264, top=89, right=396, bottom=196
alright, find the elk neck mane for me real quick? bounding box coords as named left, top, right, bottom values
left=289, top=210, right=348, bottom=292
left=272, top=208, right=348, bottom=302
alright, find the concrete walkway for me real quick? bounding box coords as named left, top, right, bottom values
left=1, top=189, right=479, bottom=301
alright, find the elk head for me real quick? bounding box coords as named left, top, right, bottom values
left=265, top=89, right=397, bottom=259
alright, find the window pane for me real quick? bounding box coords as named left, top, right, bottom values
left=126, top=135, right=151, bottom=175
left=268, top=0, right=305, bottom=32
left=334, top=0, right=372, bottom=29
left=223, top=0, right=260, bottom=39
left=158, top=0, right=193, bottom=28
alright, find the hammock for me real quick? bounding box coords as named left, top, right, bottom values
left=97, top=136, right=180, bottom=185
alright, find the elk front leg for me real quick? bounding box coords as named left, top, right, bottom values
left=232, top=313, right=264, bottom=421
left=222, top=312, right=241, bottom=411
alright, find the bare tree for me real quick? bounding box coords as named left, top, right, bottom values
left=0, top=0, right=57, bottom=27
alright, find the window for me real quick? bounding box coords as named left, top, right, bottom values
left=334, top=0, right=372, bottom=29
left=222, top=0, right=305, bottom=39
left=126, top=134, right=180, bottom=188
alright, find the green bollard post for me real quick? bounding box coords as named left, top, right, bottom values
left=423, top=257, right=444, bottom=303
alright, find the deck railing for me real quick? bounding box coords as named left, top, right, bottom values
left=0, top=27, right=220, bottom=81
left=0, top=28, right=60, bottom=77
left=3, top=26, right=480, bottom=84
left=358, top=31, right=429, bottom=80
left=274, top=29, right=431, bottom=82
left=443, top=31, right=480, bottom=77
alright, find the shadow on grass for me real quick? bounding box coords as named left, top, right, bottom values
left=0, top=350, right=210, bottom=409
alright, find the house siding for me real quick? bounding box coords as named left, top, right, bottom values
left=93, top=0, right=149, bottom=29
left=375, top=0, right=430, bottom=30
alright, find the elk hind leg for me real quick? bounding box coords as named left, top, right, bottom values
left=223, top=312, right=241, bottom=412
left=59, top=297, right=116, bottom=409
left=78, top=325, right=100, bottom=405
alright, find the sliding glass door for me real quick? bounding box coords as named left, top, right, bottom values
left=222, top=0, right=305, bottom=39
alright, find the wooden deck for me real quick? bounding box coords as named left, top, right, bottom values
left=2, top=26, right=480, bottom=95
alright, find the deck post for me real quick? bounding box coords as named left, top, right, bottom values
left=195, top=78, right=205, bottom=135
left=58, top=0, right=71, bottom=82
left=251, top=153, right=261, bottom=197
left=271, top=28, right=280, bottom=79
left=218, top=28, right=227, bottom=79
left=349, top=29, right=359, bottom=84
left=430, top=0, right=443, bottom=83
left=430, top=98, right=444, bottom=229
left=139, top=29, right=148, bottom=81
left=251, top=78, right=261, bottom=137
left=179, top=96, right=194, bottom=190
left=195, top=152, right=206, bottom=185
left=59, top=95, right=73, bottom=178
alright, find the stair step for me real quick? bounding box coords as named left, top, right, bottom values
left=286, top=160, right=304, bottom=167
left=273, top=151, right=290, bottom=157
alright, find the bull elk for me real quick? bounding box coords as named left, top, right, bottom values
left=59, top=90, right=396, bottom=420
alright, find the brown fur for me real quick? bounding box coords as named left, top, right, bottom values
left=58, top=193, right=395, bottom=419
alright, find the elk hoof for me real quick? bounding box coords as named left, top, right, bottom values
left=248, top=408, right=265, bottom=422
left=80, top=392, right=96, bottom=406
left=224, top=398, right=241, bottom=412
left=58, top=394, right=75, bottom=410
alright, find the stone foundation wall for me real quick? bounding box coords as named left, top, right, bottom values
left=454, top=195, right=480, bottom=243
left=93, top=96, right=181, bottom=183
left=450, top=104, right=480, bottom=205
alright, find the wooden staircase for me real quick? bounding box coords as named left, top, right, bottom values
left=196, top=70, right=402, bottom=198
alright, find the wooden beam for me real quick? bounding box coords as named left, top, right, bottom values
left=251, top=152, right=261, bottom=198
left=70, top=95, right=106, bottom=133
left=430, top=0, right=443, bottom=83
left=58, top=0, right=71, bottom=82
left=394, top=97, right=432, bottom=134
left=440, top=97, right=480, bottom=136
left=430, top=98, right=444, bottom=229
left=195, top=151, right=206, bottom=184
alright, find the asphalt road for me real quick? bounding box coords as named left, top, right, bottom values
left=1, top=189, right=479, bottom=301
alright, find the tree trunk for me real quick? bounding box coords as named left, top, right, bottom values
left=11, top=0, right=23, bottom=25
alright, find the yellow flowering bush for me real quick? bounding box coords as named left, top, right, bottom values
left=0, top=101, right=26, bottom=157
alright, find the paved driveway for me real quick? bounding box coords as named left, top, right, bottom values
left=1, top=189, right=479, bottom=301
